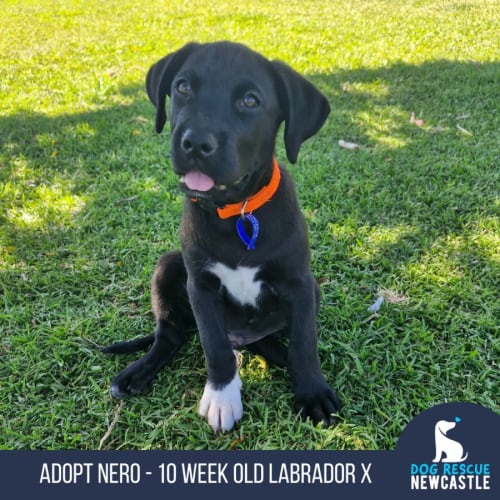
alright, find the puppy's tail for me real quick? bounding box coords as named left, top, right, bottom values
left=101, top=334, right=155, bottom=354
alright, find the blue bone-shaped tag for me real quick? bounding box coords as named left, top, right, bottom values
left=236, top=214, right=259, bottom=250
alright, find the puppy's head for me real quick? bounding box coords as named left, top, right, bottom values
left=146, top=41, right=330, bottom=205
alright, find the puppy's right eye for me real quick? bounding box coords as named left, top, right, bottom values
left=176, top=80, right=191, bottom=95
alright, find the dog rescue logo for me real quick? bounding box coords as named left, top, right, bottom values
left=432, top=417, right=468, bottom=463
left=396, top=402, right=497, bottom=494
left=410, top=415, right=491, bottom=491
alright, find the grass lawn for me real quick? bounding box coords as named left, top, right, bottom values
left=0, top=0, right=498, bottom=450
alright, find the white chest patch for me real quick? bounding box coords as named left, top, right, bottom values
left=209, top=262, right=262, bottom=307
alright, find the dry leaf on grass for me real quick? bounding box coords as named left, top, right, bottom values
left=379, top=288, right=410, bottom=304
left=368, top=296, right=385, bottom=313
left=410, top=112, right=424, bottom=127
left=367, top=289, right=410, bottom=313
left=338, top=139, right=361, bottom=150
left=456, top=124, right=473, bottom=136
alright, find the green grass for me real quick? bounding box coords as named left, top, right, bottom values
left=1, top=0, right=498, bottom=450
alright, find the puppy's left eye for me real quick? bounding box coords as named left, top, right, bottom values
left=238, top=93, right=260, bottom=110
left=176, top=79, right=191, bottom=95
left=244, top=93, right=259, bottom=108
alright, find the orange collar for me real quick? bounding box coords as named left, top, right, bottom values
left=216, top=157, right=281, bottom=219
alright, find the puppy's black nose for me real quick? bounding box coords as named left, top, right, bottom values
left=181, top=129, right=218, bottom=158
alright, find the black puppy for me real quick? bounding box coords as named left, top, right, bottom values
left=103, top=41, right=341, bottom=431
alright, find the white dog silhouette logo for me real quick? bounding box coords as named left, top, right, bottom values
left=432, top=417, right=468, bottom=463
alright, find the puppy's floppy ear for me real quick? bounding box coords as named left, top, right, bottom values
left=146, top=43, right=199, bottom=133
left=271, top=61, right=330, bottom=163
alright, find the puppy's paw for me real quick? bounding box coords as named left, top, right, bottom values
left=199, top=374, right=243, bottom=432
left=294, top=380, right=342, bottom=427
left=109, top=361, right=155, bottom=399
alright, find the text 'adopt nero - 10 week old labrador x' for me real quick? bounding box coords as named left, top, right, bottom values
left=103, top=41, right=342, bottom=432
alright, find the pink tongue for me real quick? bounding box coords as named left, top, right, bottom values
left=184, top=170, right=215, bottom=192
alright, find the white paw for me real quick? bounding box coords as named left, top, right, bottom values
left=198, top=373, right=243, bottom=432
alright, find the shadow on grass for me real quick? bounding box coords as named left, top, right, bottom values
left=304, top=60, right=499, bottom=285
left=0, top=81, right=180, bottom=270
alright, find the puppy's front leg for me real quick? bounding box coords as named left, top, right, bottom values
left=187, top=278, right=243, bottom=432
left=288, top=274, right=342, bottom=426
